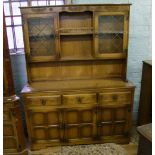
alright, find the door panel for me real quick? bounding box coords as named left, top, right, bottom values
left=98, top=124, right=112, bottom=136
left=65, top=126, right=79, bottom=140
left=64, top=109, right=79, bottom=125
left=4, top=124, right=14, bottom=136
left=80, top=109, right=93, bottom=123
left=47, top=111, right=60, bottom=125
left=31, top=112, right=45, bottom=125
left=99, top=108, right=112, bottom=122
left=115, top=108, right=126, bottom=120
left=63, top=107, right=96, bottom=143
left=3, top=137, right=17, bottom=149
left=48, top=127, right=60, bottom=140
left=3, top=111, right=12, bottom=121
left=114, top=124, right=125, bottom=135
left=80, top=125, right=93, bottom=138
left=33, top=127, right=46, bottom=140
left=28, top=108, right=62, bottom=143
left=97, top=105, right=131, bottom=138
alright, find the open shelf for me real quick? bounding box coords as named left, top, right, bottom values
left=59, top=11, right=93, bottom=30
left=59, top=27, right=93, bottom=35
left=98, top=31, right=124, bottom=34
left=60, top=34, right=93, bottom=59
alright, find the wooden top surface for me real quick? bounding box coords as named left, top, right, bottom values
left=137, top=123, right=152, bottom=142
left=143, top=60, right=152, bottom=66
left=4, top=95, right=19, bottom=102
left=22, top=78, right=134, bottom=93
left=20, top=4, right=131, bottom=9
left=20, top=4, right=131, bottom=14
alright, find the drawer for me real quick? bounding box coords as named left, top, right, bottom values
left=3, top=137, right=17, bottom=149
left=26, top=95, right=61, bottom=106
left=62, top=93, right=97, bottom=105
left=99, top=91, right=131, bottom=104
left=3, top=111, right=12, bottom=121
left=4, top=124, right=14, bottom=136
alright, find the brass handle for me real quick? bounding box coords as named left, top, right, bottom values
left=77, top=97, right=82, bottom=103
left=41, top=99, right=46, bottom=105
left=94, top=32, right=98, bottom=37
left=10, top=108, right=16, bottom=117
left=97, top=123, right=102, bottom=127
left=112, top=95, right=118, bottom=101
left=59, top=124, right=64, bottom=129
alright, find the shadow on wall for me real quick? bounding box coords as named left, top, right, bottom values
left=10, top=53, right=28, bottom=133
left=10, top=54, right=27, bottom=96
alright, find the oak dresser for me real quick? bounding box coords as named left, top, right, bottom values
left=20, top=4, right=135, bottom=150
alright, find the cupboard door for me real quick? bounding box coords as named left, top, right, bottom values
left=27, top=108, right=62, bottom=144
left=3, top=123, right=18, bottom=151
left=94, top=12, right=129, bottom=58
left=23, top=13, right=59, bottom=62
left=97, top=105, right=131, bottom=139
left=63, top=107, right=96, bottom=143
left=3, top=110, right=19, bottom=151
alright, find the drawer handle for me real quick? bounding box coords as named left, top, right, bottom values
left=77, top=97, right=82, bottom=103
left=97, top=123, right=102, bottom=127
left=42, top=99, right=46, bottom=106
left=112, top=95, right=118, bottom=101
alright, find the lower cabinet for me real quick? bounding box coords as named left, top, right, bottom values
left=27, top=107, right=62, bottom=145
left=3, top=95, right=26, bottom=154
left=23, top=88, right=134, bottom=150
left=97, top=105, right=131, bottom=141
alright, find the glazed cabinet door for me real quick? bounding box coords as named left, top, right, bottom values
left=63, top=106, right=97, bottom=144
left=27, top=107, right=63, bottom=145
left=23, top=13, right=59, bottom=62
left=94, top=12, right=129, bottom=58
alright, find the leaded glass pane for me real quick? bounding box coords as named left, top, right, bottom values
left=28, top=17, right=55, bottom=56
left=99, top=34, right=123, bottom=53
left=98, top=15, right=124, bottom=53
left=99, top=15, right=124, bottom=33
